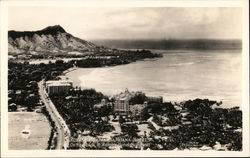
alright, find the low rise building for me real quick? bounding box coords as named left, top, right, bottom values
left=45, top=80, right=73, bottom=95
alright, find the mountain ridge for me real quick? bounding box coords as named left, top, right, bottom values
left=8, top=25, right=98, bottom=54
left=8, top=25, right=66, bottom=39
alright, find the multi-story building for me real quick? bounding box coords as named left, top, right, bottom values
left=45, top=80, right=73, bottom=95
left=114, top=89, right=133, bottom=115
left=114, top=89, right=163, bottom=116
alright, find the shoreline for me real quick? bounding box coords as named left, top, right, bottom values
left=63, top=66, right=241, bottom=109
left=63, top=67, right=78, bottom=75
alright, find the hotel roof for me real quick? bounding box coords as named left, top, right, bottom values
left=46, top=80, right=72, bottom=84
left=47, top=83, right=71, bottom=87
left=46, top=80, right=73, bottom=87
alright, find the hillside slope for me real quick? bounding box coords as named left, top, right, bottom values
left=8, top=25, right=98, bottom=54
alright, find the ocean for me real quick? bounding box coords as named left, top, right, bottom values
left=66, top=49, right=241, bottom=108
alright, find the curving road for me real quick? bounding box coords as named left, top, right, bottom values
left=38, top=80, right=70, bottom=150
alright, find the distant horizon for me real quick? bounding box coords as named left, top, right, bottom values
left=89, top=38, right=242, bottom=41
left=8, top=26, right=242, bottom=41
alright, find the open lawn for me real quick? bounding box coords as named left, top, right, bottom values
left=8, top=112, right=51, bottom=150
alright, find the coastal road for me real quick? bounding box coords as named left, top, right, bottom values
left=38, top=80, right=69, bottom=150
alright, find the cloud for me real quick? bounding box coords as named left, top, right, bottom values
left=8, top=7, right=242, bottom=39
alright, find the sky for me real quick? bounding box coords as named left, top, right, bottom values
left=8, top=7, right=242, bottom=40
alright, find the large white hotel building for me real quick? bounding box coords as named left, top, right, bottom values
left=45, top=80, right=73, bottom=95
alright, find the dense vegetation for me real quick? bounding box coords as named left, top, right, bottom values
left=8, top=61, right=72, bottom=110
left=50, top=89, right=242, bottom=151
left=75, top=50, right=162, bottom=67
left=146, top=99, right=242, bottom=150
left=120, top=123, right=140, bottom=138
left=50, top=89, right=114, bottom=137
left=129, top=92, right=147, bottom=105
left=41, top=106, right=57, bottom=149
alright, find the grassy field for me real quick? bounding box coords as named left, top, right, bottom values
left=8, top=112, right=51, bottom=150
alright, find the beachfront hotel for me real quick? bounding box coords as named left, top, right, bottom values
left=45, top=80, right=73, bottom=95
left=114, top=89, right=164, bottom=116
left=114, top=89, right=132, bottom=115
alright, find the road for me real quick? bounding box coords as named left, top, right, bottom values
left=38, top=80, right=70, bottom=150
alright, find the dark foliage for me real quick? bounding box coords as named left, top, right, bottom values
left=120, top=123, right=139, bottom=138
left=129, top=93, right=147, bottom=105
left=50, top=89, right=113, bottom=136
left=147, top=99, right=242, bottom=151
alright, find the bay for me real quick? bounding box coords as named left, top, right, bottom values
left=66, top=49, right=241, bottom=108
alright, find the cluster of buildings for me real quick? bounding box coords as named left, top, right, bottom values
left=44, top=80, right=163, bottom=118
left=113, top=89, right=163, bottom=116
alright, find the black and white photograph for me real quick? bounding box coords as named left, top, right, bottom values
left=0, top=0, right=249, bottom=157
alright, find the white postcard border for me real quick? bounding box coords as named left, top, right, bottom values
left=1, top=0, right=249, bottom=157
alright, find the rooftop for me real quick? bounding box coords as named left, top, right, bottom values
left=47, top=83, right=71, bottom=87
left=115, top=89, right=138, bottom=100
left=46, top=80, right=72, bottom=84
left=46, top=80, right=73, bottom=87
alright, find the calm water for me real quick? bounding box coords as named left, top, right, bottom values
left=66, top=49, right=241, bottom=108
